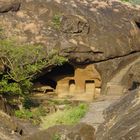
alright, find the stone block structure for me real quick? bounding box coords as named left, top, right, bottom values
left=56, top=64, right=101, bottom=101
left=33, top=64, right=101, bottom=101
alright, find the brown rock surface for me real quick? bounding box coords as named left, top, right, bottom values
left=0, top=0, right=139, bottom=95
left=23, top=123, right=95, bottom=140
left=0, top=0, right=140, bottom=139
left=96, top=88, right=140, bottom=140
left=0, top=0, right=140, bottom=63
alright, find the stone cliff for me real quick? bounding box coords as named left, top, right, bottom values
left=0, top=0, right=140, bottom=93
left=0, top=0, right=140, bottom=139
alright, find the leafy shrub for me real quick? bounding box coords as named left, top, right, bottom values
left=52, top=134, right=61, bottom=140
left=0, top=39, right=68, bottom=103
left=0, top=78, right=22, bottom=95
left=15, top=106, right=47, bottom=125
left=23, top=97, right=35, bottom=109
left=15, top=109, right=33, bottom=119
left=52, top=14, right=61, bottom=29
left=41, top=103, right=88, bottom=129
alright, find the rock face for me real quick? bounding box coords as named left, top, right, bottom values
left=23, top=123, right=95, bottom=140
left=0, top=0, right=140, bottom=63
left=96, top=88, right=140, bottom=140
left=0, top=0, right=140, bottom=139
left=0, top=0, right=140, bottom=95
left=0, top=0, right=20, bottom=13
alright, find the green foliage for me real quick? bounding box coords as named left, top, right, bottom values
left=52, top=14, right=61, bottom=29
left=15, top=108, right=33, bottom=119
left=52, top=134, right=61, bottom=140
left=0, top=77, right=22, bottom=95
left=41, top=103, right=88, bottom=129
left=0, top=39, right=68, bottom=98
left=23, top=97, right=35, bottom=109
left=15, top=106, right=47, bottom=125
left=0, top=39, right=48, bottom=82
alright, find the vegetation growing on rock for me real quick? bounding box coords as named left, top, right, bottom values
left=41, top=103, right=88, bottom=129
left=0, top=39, right=68, bottom=106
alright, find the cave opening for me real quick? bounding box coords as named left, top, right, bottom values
left=33, top=77, right=57, bottom=89
left=46, top=63, right=75, bottom=78
left=32, top=63, right=75, bottom=93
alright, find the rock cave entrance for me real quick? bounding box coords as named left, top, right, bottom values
left=32, top=63, right=101, bottom=101
left=33, top=63, right=75, bottom=94
left=33, top=77, right=57, bottom=93
left=46, top=63, right=75, bottom=78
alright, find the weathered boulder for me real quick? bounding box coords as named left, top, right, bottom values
left=0, top=111, right=39, bottom=140
left=96, top=88, right=140, bottom=140
left=23, top=123, right=95, bottom=140
left=0, top=0, right=20, bottom=13
left=0, top=0, right=140, bottom=139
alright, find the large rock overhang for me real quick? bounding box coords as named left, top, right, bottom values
left=0, top=0, right=140, bottom=63
left=0, top=0, right=140, bottom=95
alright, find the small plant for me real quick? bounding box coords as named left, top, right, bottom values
left=15, top=109, right=33, bottom=119
left=52, top=14, right=61, bottom=29
left=52, top=133, right=61, bottom=140
left=15, top=106, right=47, bottom=125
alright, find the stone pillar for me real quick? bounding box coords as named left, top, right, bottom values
left=74, top=67, right=86, bottom=93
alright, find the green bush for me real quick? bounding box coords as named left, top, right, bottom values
left=0, top=39, right=68, bottom=103
left=0, top=78, right=22, bottom=95
left=52, top=134, right=61, bottom=140
left=15, top=109, right=33, bottom=119
left=52, top=14, right=61, bottom=29
left=15, top=106, right=47, bottom=125
left=41, top=103, right=88, bottom=129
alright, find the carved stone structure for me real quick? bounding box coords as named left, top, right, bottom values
left=33, top=64, right=101, bottom=101
left=56, top=64, right=101, bottom=101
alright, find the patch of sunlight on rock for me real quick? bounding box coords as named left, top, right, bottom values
left=40, top=103, right=88, bottom=129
